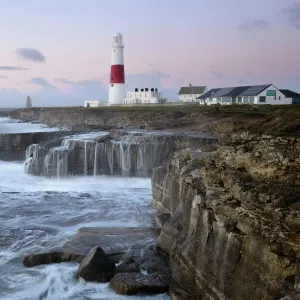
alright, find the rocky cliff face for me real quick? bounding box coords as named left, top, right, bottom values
left=25, top=130, right=218, bottom=178
left=152, top=133, right=300, bottom=300
left=0, top=131, right=71, bottom=161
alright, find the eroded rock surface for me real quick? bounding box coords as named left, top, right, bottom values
left=76, top=246, right=116, bottom=282
left=22, top=227, right=159, bottom=267
left=152, top=133, right=300, bottom=300
left=109, top=272, right=169, bottom=295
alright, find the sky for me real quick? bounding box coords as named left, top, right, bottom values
left=0, top=0, right=300, bottom=107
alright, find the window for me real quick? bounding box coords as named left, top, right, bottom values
left=266, top=90, right=276, bottom=97
left=238, top=97, right=242, bottom=103
left=259, top=96, right=266, bottom=103
left=111, top=84, right=114, bottom=87
left=279, top=96, right=281, bottom=100
left=250, top=96, right=254, bottom=103
left=244, top=96, right=249, bottom=103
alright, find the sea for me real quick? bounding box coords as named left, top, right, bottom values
left=0, top=117, right=169, bottom=300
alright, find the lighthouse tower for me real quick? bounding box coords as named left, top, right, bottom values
left=108, top=33, right=126, bottom=106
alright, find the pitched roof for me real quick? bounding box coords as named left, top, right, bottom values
left=208, top=87, right=236, bottom=98
left=178, top=86, right=206, bottom=95
left=238, top=84, right=272, bottom=96
left=222, top=86, right=251, bottom=97
left=280, top=89, right=300, bottom=98
left=197, top=88, right=221, bottom=99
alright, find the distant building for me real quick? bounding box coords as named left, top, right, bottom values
left=84, top=100, right=106, bottom=107
left=123, top=88, right=167, bottom=104
left=280, top=89, right=300, bottom=104
left=26, top=96, right=32, bottom=108
left=178, top=85, right=207, bottom=102
left=198, top=84, right=296, bottom=105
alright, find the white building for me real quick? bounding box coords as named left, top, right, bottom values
left=178, top=85, right=207, bottom=102
left=84, top=100, right=106, bottom=108
left=123, top=88, right=167, bottom=104
left=198, top=84, right=295, bottom=105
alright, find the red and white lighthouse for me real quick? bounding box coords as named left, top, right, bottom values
left=108, top=33, right=126, bottom=105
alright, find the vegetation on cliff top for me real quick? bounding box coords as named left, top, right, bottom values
left=6, top=104, right=300, bottom=137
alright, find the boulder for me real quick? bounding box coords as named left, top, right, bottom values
left=109, top=272, right=169, bottom=295
left=116, top=262, right=140, bottom=273
left=76, top=246, right=116, bottom=283
left=121, top=244, right=169, bottom=274
left=22, top=251, right=85, bottom=267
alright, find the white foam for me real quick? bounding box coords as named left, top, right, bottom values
left=0, top=117, right=59, bottom=133
left=0, top=161, right=169, bottom=299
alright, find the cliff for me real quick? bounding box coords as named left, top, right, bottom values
left=152, top=133, right=300, bottom=300
left=0, top=131, right=72, bottom=161
left=3, top=106, right=300, bottom=137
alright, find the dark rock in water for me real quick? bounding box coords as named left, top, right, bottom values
left=109, top=272, right=169, bottom=295
left=76, top=246, right=116, bottom=283
left=23, top=227, right=159, bottom=268
left=121, top=244, right=169, bottom=274
left=23, top=252, right=61, bottom=267
left=62, top=227, right=160, bottom=257
left=116, top=262, right=140, bottom=273
left=22, top=251, right=84, bottom=267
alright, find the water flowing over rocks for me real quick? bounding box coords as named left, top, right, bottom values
left=24, top=130, right=217, bottom=178
left=0, top=131, right=71, bottom=161
left=152, top=133, right=300, bottom=300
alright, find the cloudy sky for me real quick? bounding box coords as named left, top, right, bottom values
left=0, top=0, right=300, bottom=107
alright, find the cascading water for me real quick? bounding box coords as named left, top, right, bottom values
left=24, top=130, right=215, bottom=179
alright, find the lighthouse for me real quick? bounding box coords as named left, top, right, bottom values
left=108, top=33, right=126, bottom=106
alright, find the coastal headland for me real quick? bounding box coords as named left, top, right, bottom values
left=1, top=105, right=300, bottom=299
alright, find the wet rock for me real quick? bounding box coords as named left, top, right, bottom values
left=23, top=252, right=61, bottom=267
left=76, top=246, right=116, bottom=283
left=109, top=272, right=169, bottom=295
left=22, top=251, right=84, bottom=267
left=116, top=262, right=140, bottom=273
left=122, top=244, right=169, bottom=274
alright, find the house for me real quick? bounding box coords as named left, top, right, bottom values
left=198, top=84, right=294, bottom=105
left=123, top=88, right=167, bottom=104
left=178, top=85, right=207, bottom=102
left=280, top=89, right=300, bottom=104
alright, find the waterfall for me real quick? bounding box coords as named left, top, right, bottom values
left=119, top=142, right=132, bottom=176
left=84, top=141, right=88, bottom=176
left=93, top=143, right=98, bottom=176
left=43, top=147, right=69, bottom=178
left=24, top=130, right=214, bottom=179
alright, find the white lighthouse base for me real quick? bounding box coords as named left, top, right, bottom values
left=108, top=83, right=126, bottom=106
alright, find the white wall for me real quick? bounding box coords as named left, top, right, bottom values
left=179, top=94, right=203, bottom=102
left=255, top=85, right=292, bottom=105
left=84, top=101, right=100, bottom=107
left=124, top=91, right=165, bottom=104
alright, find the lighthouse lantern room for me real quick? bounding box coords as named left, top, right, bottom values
left=108, top=33, right=126, bottom=106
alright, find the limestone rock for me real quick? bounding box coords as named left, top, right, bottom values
left=76, top=246, right=116, bottom=283
left=152, top=137, right=300, bottom=300
left=22, top=251, right=84, bottom=267
left=109, top=272, right=169, bottom=295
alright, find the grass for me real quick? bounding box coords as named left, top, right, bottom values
left=11, top=104, right=300, bottom=137
left=18, top=103, right=300, bottom=115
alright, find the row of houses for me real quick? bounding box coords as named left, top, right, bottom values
left=178, top=84, right=300, bottom=105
